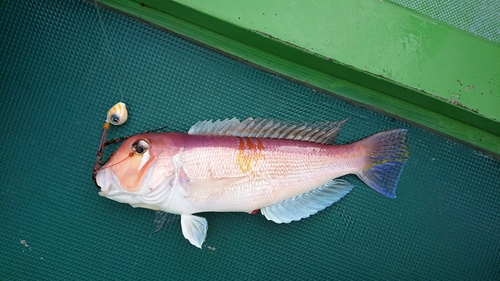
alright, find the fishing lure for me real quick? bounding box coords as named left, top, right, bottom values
left=92, top=102, right=128, bottom=184
left=95, top=118, right=409, bottom=248
left=107, top=102, right=128, bottom=125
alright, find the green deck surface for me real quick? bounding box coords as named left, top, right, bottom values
left=1, top=0, right=499, bottom=280
left=100, top=0, right=500, bottom=156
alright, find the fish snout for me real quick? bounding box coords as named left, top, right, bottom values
left=96, top=169, right=120, bottom=196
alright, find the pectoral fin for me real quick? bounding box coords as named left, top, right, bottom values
left=151, top=211, right=177, bottom=236
left=180, top=214, right=208, bottom=248
left=261, top=179, right=354, bottom=224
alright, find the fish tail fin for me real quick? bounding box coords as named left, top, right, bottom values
left=357, top=129, right=409, bottom=198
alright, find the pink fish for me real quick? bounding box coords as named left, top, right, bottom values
left=96, top=118, right=409, bottom=248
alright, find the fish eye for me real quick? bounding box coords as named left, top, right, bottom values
left=131, top=140, right=148, bottom=154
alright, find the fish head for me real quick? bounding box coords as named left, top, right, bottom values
left=96, top=133, right=179, bottom=206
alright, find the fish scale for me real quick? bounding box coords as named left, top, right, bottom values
left=180, top=136, right=340, bottom=209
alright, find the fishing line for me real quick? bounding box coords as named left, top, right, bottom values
left=98, top=153, right=133, bottom=171
left=93, top=0, right=124, bottom=101
left=91, top=1, right=129, bottom=187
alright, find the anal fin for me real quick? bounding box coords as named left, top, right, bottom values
left=261, top=179, right=354, bottom=224
left=181, top=215, right=208, bottom=248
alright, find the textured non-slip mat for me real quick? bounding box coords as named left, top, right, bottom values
left=0, top=0, right=498, bottom=280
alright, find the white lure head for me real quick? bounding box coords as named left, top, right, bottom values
left=106, top=102, right=128, bottom=125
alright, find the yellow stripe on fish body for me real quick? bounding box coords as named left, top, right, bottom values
left=236, top=137, right=266, bottom=175
left=106, top=102, right=128, bottom=125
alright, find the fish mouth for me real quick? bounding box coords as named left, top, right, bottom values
left=95, top=162, right=164, bottom=208
left=96, top=169, right=121, bottom=196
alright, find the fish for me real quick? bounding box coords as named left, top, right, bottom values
left=96, top=118, right=409, bottom=248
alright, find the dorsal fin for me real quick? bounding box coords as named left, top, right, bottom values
left=261, top=179, right=354, bottom=224
left=188, top=117, right=347, bottom=144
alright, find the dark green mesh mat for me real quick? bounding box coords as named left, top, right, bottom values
left=1, top=0, right=499, bottom=280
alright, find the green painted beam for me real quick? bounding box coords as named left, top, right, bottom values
left=96, top=0, right=500, bottom=156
